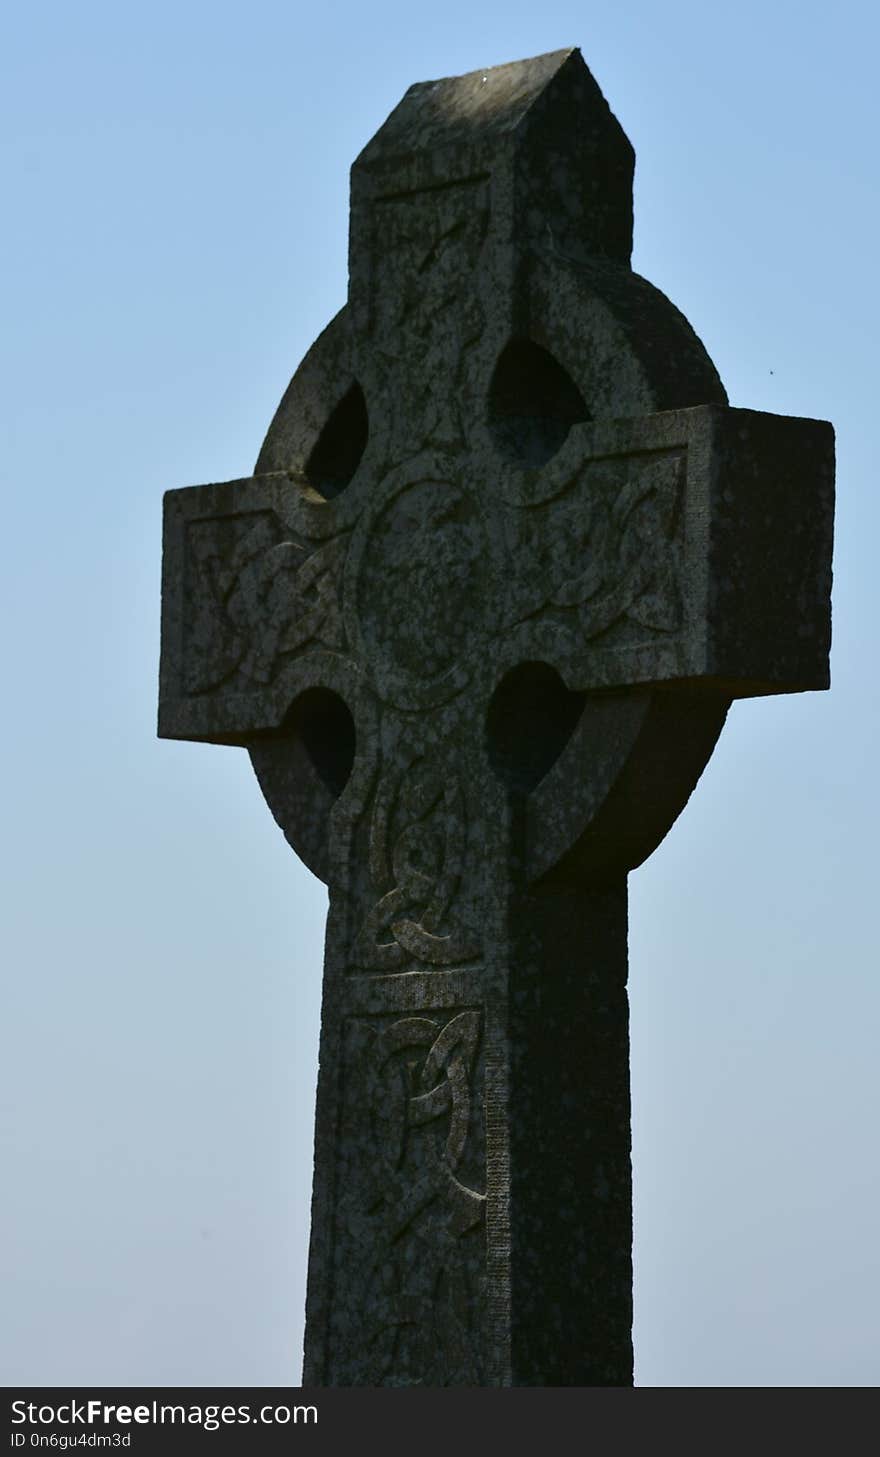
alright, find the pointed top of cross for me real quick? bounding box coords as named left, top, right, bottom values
left=352, top=47, right=634, bottom=265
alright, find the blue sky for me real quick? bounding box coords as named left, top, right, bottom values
left=2, top=0, right=878, bottom=1386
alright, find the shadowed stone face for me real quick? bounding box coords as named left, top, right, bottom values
left=158, top=48, right=834, bottom=1385
left=357, top=478, right=486, bottom=682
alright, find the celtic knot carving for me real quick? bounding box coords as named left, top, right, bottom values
left=370, top=178, right=489, bottom=453
left=508, top=451, right=685, bottom=641
left=347, top=1009, right=486, bottom=1385
left=364, top=1011, right=483, bottom=1192
left=355, top=756, right=480, bottom=970
left=183, top=511, right=348, bottom=694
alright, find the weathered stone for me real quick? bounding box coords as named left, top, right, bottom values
left=158, top=48, right=834, bottom=1385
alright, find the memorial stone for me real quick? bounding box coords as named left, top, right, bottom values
left=159, top=49, right=834, bottom=1385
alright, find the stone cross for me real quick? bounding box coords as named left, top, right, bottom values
left=159, top=50, right=834, bottom=1385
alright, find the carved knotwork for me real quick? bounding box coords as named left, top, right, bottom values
left=504, top=450, right=685, bottom=641
left=368, top=178, right=489, bottom=453
left=184, top=512, right=348, bottom=694
left=356, top=756, right=480, bottom=970
left=341, top=1010, right=485, bottom=1386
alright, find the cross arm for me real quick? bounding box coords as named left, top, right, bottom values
left=697, top=404, right=834, bottom=695
left=498, top=403, right=834, bottom=700
left=158, top=471, right=351, bottom=744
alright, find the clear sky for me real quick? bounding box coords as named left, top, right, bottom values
left=2, top=0, right=877, bottom=1388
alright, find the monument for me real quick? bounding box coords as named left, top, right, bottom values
left=158, top=50, right=834, bottom=1385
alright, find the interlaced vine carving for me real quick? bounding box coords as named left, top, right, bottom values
left=507, top=451, right=685, bottom=641
left=184, top=512, right=347, bottom=693
left=340, top=1009, right=486, bottom=1385
left=355, top=756, right=480, bottom=970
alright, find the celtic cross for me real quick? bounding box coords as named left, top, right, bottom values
left=159, top=49, right=834, bottom=1385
